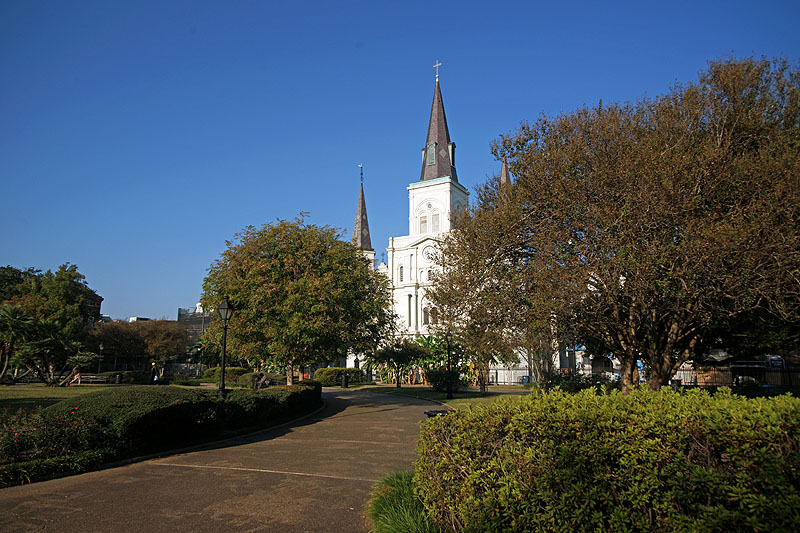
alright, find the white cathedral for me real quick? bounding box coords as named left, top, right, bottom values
left=345, top=70, right=595, bottom=383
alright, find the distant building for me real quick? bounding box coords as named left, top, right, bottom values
left=127, top=316, right=151, bottom=322
left=177, top=302, right=214, bottom=346
left=83, top=293, right=104, bottom=325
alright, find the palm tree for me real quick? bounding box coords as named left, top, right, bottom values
left=0, top=304, right=34, bottom=381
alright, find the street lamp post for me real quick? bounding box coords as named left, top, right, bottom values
left=446, top=330, right=454, bottom=400
left=217, top=297, right=234, bottom=399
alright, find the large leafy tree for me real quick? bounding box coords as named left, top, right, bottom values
left=429, top=175, right=552, bottom=394
left=135, top=320, right=190, bottom=373
left=202, top=217, right=394, bottom=385
left=486, top=57, right=799, bottom=392
left=2, top=263, right=102, bottom=384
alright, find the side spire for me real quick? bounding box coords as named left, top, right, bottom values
left=420, top=61, right=457, bottom=182
left=500, top=157, right=512, bottom=187
left=352, top=164, right=373, bottom=250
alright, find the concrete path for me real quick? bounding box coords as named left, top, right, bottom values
left=0, top=389, right=436, bottom=532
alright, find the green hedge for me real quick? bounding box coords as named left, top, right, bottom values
left=415, top=387, right=800, bottom=532
left=203, top=366, right=250, bottom=383
left=236, top=372, right=287, bottom=388
left=0, top=382, right=322, bottom=487
left=314, top=367, right=366, bottom=386
left=423, top=370, right=464, bottom=393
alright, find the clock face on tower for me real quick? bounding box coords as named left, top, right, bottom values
left=422, top=246, right=435, bottom=261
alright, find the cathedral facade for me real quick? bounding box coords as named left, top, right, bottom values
left=346, top=71, right=590, bottom=382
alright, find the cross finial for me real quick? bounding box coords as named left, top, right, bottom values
left=358, top=163, right=363, bottom=184
left=433, top=60, right=442, bottom=81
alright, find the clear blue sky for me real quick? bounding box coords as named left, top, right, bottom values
left=2, top=1, right=798, bottom=320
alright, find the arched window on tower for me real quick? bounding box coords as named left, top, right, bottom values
left=420, top=215, right=428, bottom=234
left=422, top=307, right=430, bottom=325
left=431, top=212, right=440, bottom=233
left=399, top=265, right=404, bottom=282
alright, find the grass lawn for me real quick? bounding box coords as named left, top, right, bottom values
left=349, top=384, right=529, bottom=409
left=0, top=383, right=118, bottom=413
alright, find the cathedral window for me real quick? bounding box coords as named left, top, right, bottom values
left=431, top=212, right=440, bottom=233
left=399, top=266, right=404, bottom=282
left=420, top=215, right=427, bottom=234
left=427, top=142, right=436, bottom=165
left=431, top=308, right=439, bottom=325
left=422, top=307, right=430, bottom=325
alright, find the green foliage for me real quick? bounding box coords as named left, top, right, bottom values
left=1, top=407, right=104, bottom=464
left=543, top=371, right=621, bottom=393
left=313, top=367, right=366, bottom=386
left=423, top=370, right=464, bottom=393
left=0, top=449, right=114, bottom=487
left=368, top=340, right=431, bottom=386
left=44, top=386, right=223, bottom=455
left=119, top=371, right=151, bottom=384
left=202, top=216, right=394, bottom=383
left=203, top=366, right=250, bottom=382
left=415, top=388, right=800, bottom=532
left=1, top=383, right=321, bottom=486
left=368, top=471, right=441, bottom=533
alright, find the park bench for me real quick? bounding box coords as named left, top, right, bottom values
left=80, top=375, right=111, bottom=384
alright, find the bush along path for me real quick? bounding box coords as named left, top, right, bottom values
left=411, top=387, right=800, bottom=532
left=0, top=382, right=322, bottom=487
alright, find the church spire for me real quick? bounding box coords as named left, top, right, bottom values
left=420, top=61, right=457, bottom=182
left=500, top=157, right=512, bottom=187
left=352, top=164, right=373, bottom=250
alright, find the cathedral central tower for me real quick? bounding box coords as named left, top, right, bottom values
left=380, top=67, right=469, bottom=336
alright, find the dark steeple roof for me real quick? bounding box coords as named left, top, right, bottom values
left=500, top=157, right=512, bottom=187
left=351, top=166, right=372, bottom=250
left=420, top=79, right=458, bottom=182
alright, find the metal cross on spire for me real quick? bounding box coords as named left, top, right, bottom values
left=433, top=60, right=442, bottom=81
left=358, top=163, right=363, bottom=184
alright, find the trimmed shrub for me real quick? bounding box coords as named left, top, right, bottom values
left=423, top=370, right=464, bottom=393
left=236, top=372, right=287, bottom=388
left=415, top=387, right=800, bottom=532
left=3, top=382, right=322, bottom=487
left=44, top=386, right=223, bottom=455
left=203, top=366, right=250, bottom=383
left=119, top=371, right=151, bottom=384
left=314, top=367, right=365, bottom=386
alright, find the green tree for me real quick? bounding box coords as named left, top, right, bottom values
left=367, top=339, right=430, bottom=388
left=88, top=320, right=147, bottom=371
left=202, top=217, right=394, bottom=385
left=489, top=56, right=799, bottom=392
left=428, top=175, right=541, bottom=394
left=0, top=304, right=34, bottom=381
left=14, top=320, right=78, bottom=385
left=135, top=320, right=190, bottom=374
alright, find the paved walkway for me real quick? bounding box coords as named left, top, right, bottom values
left=0, top=389, right=436, bottom=532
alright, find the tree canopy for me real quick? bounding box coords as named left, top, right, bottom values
left=434, top=57, right=799, bottom=392
left=1, top=264, right=102, bottom=384
left=202, top=217, right=394, bottom=384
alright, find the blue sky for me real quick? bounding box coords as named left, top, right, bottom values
left=2, top=1, right=798, bottom=320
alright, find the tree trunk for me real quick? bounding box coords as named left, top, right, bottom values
left=395, top=364, right=401, bottom=388
left=298, top=365, right=304, bottom=382
left=286, top=362, right=294, bottom=386
left=620, top=357, right=638, bottom=394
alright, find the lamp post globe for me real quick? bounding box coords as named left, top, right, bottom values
left=217, top=297, right=234, bottom=398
